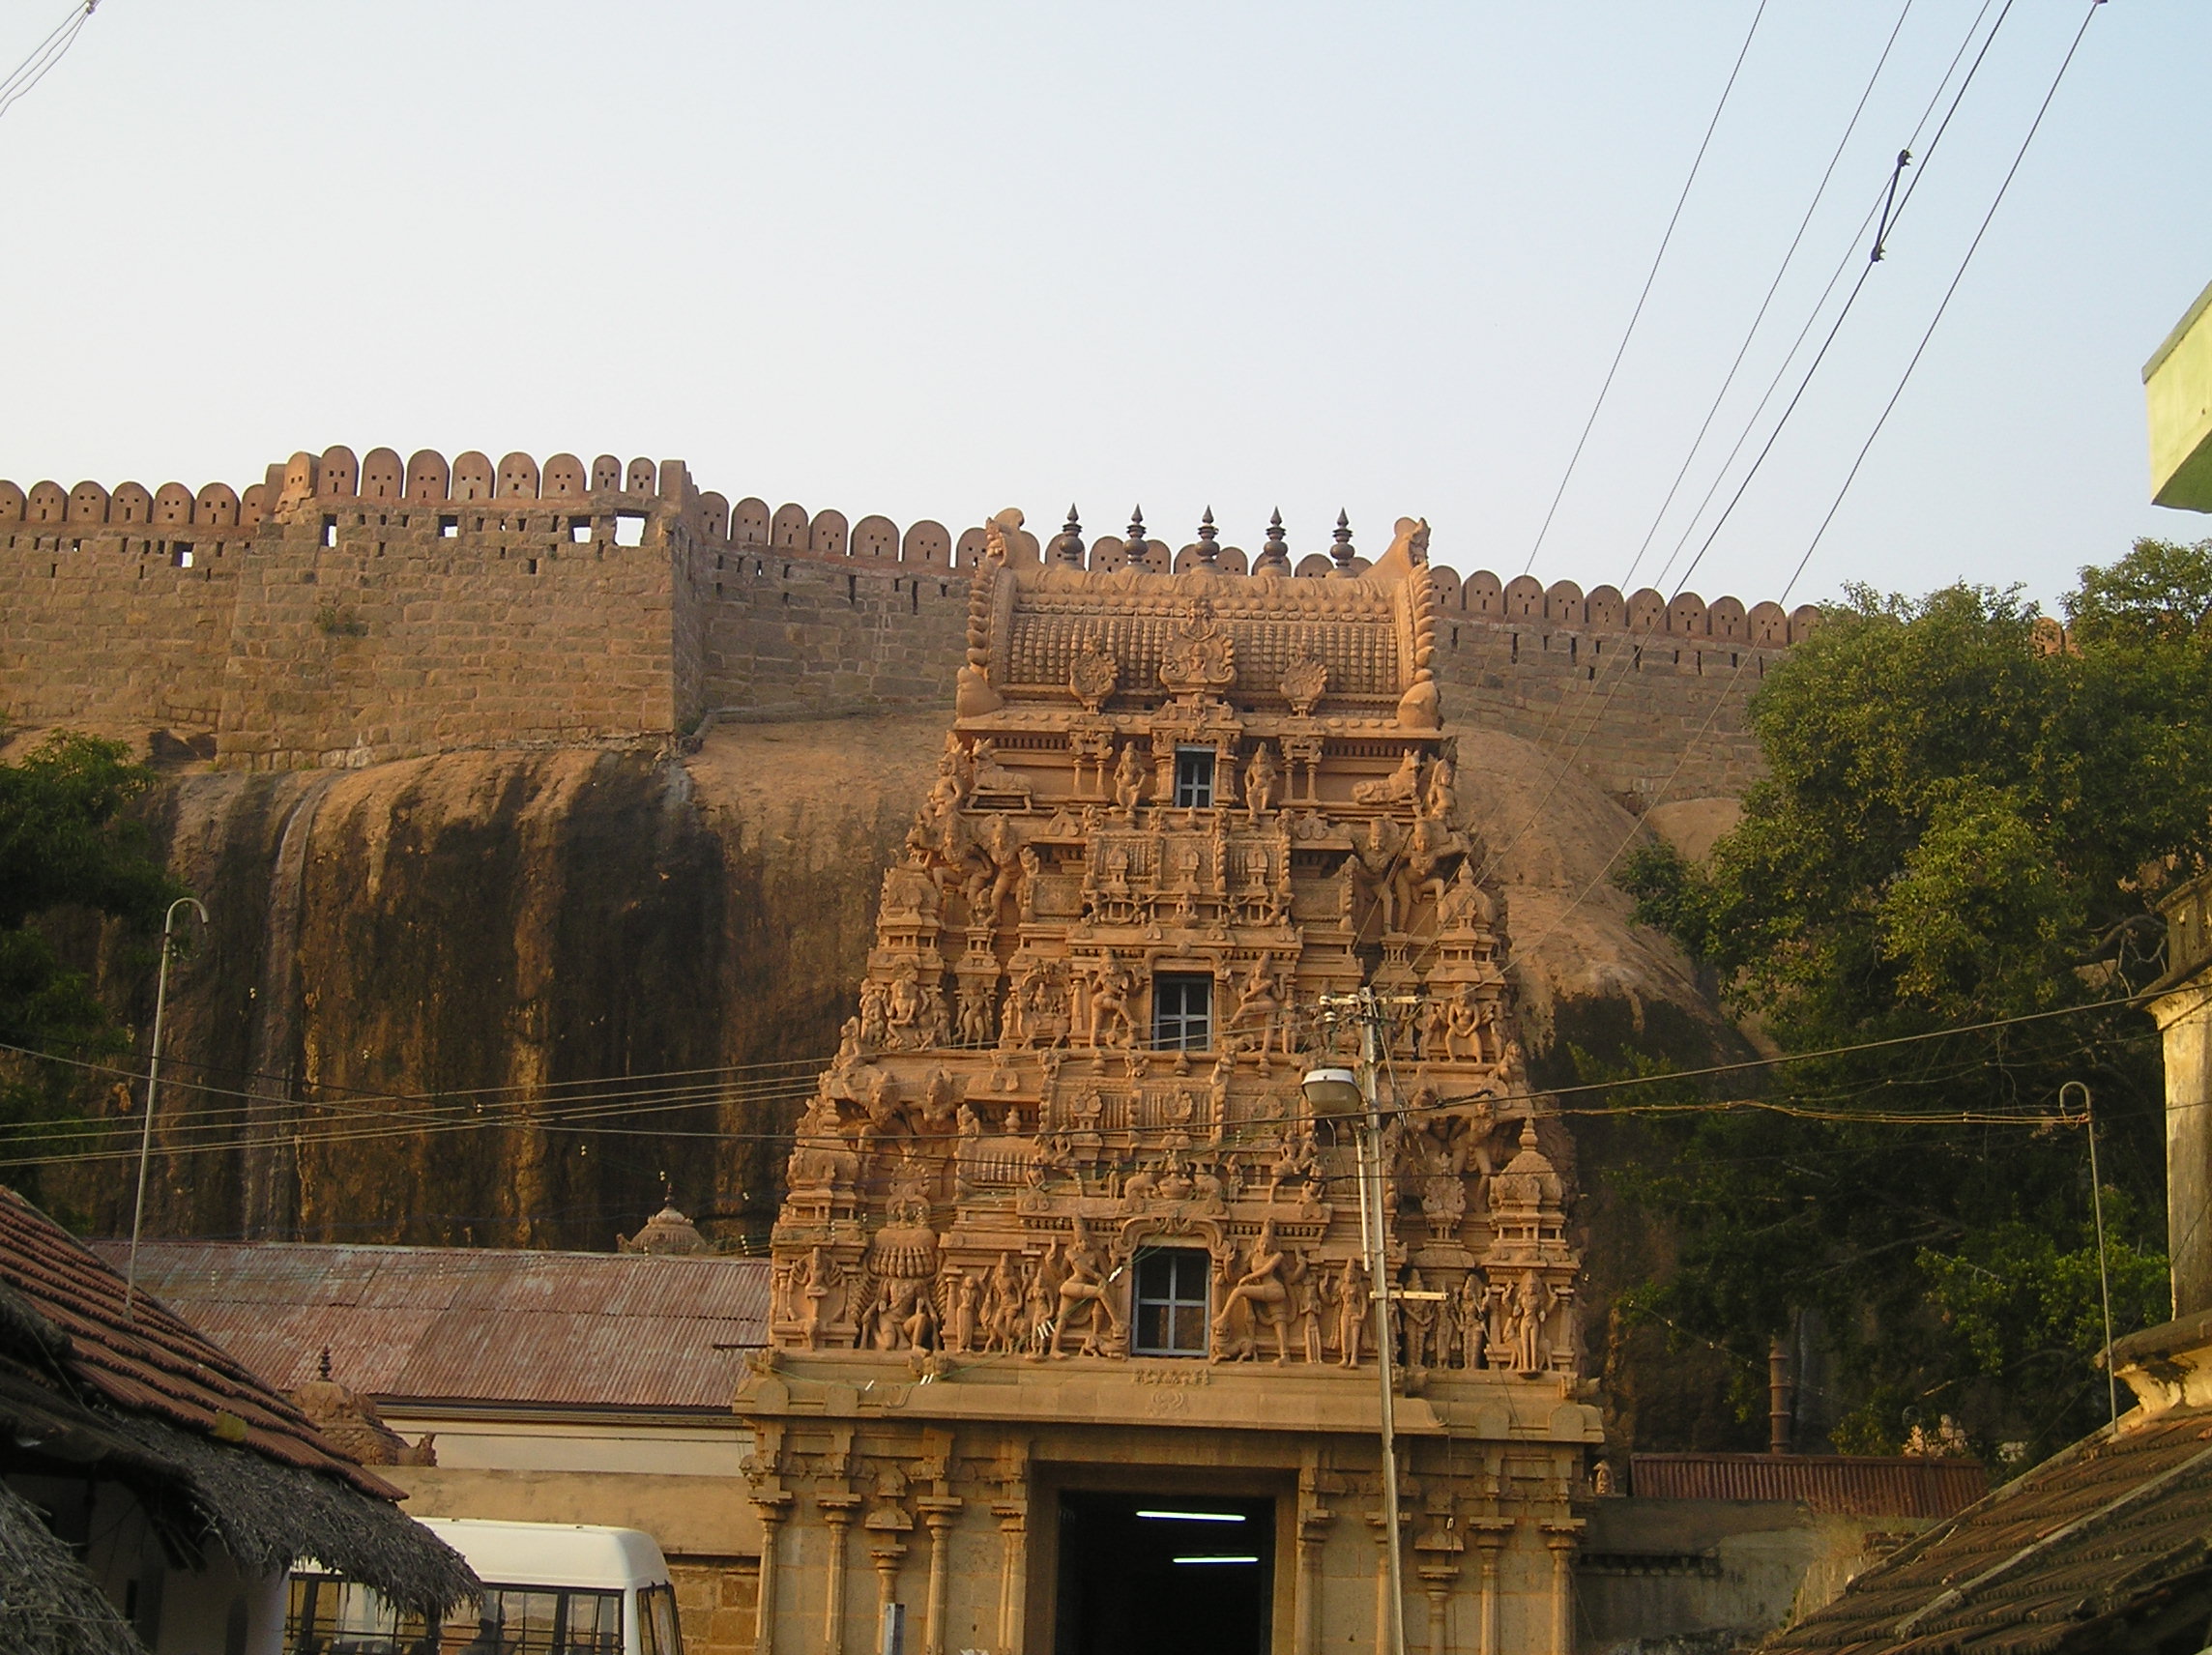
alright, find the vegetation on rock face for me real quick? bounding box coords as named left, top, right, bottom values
left=0, top=733, right=180, bottom=1196
left=1611, top=538, right=2212, bottom=1465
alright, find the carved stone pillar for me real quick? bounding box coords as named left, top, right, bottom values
left=1295, top=1513, right=1333, bottom=1655
left=1469, top=1523, right=1511, bottom=1655
left=750, top=1496, right=792, bottom=1655
left=1418, top=1566, right=1455, bottom=1654
left=1413, top=1512, right=1463, bottom=1654
left=993, top=1501, right=1028, bottom=1654
left=1540, top=1523, right=1584, bottom=1655
left=819, top=1494, right=860, bottom=1655
left=1366, top=1502, right=1407, bottom=1655
left=869, top=1541, right=906, bottom=1655
left=917, top=1497, right=963, bottom=1655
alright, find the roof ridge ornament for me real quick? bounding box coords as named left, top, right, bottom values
left=1255, top=508, right=1292, bottom=575
left=1329, top=508, right=1356, bottom=575
left=1123, top=507, right=1150, bottom=570
left=1048, top=505, right=1087, bottom=567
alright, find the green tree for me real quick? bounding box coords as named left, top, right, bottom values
left=0, top=732, right=180, bottom=1192
left=1614, top=538, right=2212, bottom=1462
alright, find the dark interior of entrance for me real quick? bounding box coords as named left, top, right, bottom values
left=1053, top=1491, right=1274, bottom=1655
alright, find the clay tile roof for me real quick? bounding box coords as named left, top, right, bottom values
left=91, top=1239, right=771, bottom=1411
left=1761, top=1410, right=2212, bottom=1654
left=0, top=1187, right=399, bottom=1500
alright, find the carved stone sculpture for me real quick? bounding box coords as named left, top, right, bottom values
left=1278, top=650, right=1327, bottom=716
left=1049, top=1217, right=1121, bottom=1358
left=1212, top=1219, right=1294, bottom=1364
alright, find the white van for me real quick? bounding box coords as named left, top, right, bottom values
left=287, top=1518, right=684, bottom=1655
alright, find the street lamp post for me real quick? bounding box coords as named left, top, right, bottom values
left=125, top=895, right=207, bottom=1321
left=1305, top=990, right=1408, bottom=1655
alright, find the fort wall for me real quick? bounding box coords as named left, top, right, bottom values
left=0, top=446, right=1810, bottom=800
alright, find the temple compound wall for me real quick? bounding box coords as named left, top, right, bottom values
left=732, top=515, right=1600, bottom=1654
left=0, top=447, right=1816, bottom=801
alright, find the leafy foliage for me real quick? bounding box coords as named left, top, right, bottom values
left=0, top=733, right=180, bottom=1191
left=1612, top=539, right=2212, bottom=1462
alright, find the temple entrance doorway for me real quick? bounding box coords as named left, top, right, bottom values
left=1052, top=1490, right=1274, bottom=1655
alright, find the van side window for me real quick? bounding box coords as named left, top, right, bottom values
left=638, top=1583, right=684, bottom=1655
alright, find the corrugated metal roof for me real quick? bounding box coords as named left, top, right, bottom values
left=1630, top=1452, right=1988, bottom=1519
left=90, top=1240, right=771, bottom=1412
left=0, top=1190, right=401, bottom=1498
left=1760, top=1408, right=2212, bottom=1654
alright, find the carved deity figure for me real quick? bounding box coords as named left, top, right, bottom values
left=1112, top=742, right=1148, bottom=815
left=957, top=984, right=994, bottom=1047
left=1049, top=1217, right=1121, bottom=1357
left=1266, top=1122, right=1317, bottom=1199
left=1352, top=817, right=1404, bottom=934
left=1335, top=1255, right=1368, bottom=1368
left=859, top=978, right=889, bottom=1046
left=1212, top=1219, right=1294, bottom=1363
left=986, top=1252, right=1026, bottom=1354
left=1444, top=983, right=1487, bottom=1062
left=1423, top=753, right=1457, bottom=823
left=1459, top=1272, right=1488, bottom=1370
left=1230, top=953, right=1284, bottom=1058
left=800, top=1246, right=843, bottom=1349
left=1023, top=1252, right=1059, bottom=1356
left=946, top=1271, right=980, bottom=1354
left=1504, top=1272, right=1554, bottom=1373
left=1086, top=955, right=1137, bottom=1048
left=1399, top=1267, right=1437, bottom=1370
left=1398, top=811, right=1469, bottom=921
left=967, top=814, right=1024, bottom=927
left=1243, top=742, right=1278, bottom=818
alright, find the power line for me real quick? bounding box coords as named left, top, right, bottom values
left=1498, top=0, right=2102, bottom=975
left=0, top=0, right=97, bottom=122
left=1616, top=0, right=1921, bottom=600
left=1450, top=0, right=2023, bottom=926
left=3, top=973, right=2193, bottom=1177
left=1518, top=0, right=1770, bottom=578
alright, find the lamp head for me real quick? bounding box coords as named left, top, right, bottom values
left=1300, top=1066, right=1364, bottom=1118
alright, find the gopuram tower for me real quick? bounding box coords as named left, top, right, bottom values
left=736, top=509, right=1598, bottom=1655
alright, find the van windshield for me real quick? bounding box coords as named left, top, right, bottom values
left=287, top=1574, right=662, bottom=1655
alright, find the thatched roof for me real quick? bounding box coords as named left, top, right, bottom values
left=0, top=1481, right=142, bottom=1655
left=0, top=1188, right=476, bottom=1620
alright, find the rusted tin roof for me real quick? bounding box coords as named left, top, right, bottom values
left=0, top=1188, right=401, bottom=1498
left=92, top=1239, right=771, bottom=1412
left=1760, top=1410, right=2212, bottom=1654
left=1630, top=1452, right=1988, bottom=1519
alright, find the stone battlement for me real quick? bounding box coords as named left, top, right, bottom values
left=0, top=444, right=1807, bottom=799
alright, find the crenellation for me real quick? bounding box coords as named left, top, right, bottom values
left=0, top=451, right=1807, bottom=803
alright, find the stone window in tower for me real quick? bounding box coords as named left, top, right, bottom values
left=1132, top=1248, right=1211, bottom=1356
left=1152, top=974, right=1211, bottom=1052
left=1173, top=746, right=1215, bottom=808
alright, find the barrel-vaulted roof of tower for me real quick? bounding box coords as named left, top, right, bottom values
left=960, top=511, right=1442, bottom=726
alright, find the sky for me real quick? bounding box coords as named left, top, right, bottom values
left=1, top=0, right=2207, bottom=612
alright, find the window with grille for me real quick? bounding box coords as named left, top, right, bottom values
left=1133, top=1248, right=1211, bottom=1356
left=1174, top=747, right=1215, bottom=807
left=285, top=1575, right=631, bottom=1655
left=1152, top=973, right=1211, bottom=1051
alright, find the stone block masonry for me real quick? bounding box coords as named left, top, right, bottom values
left=0, top=443, right=1812, bottom=801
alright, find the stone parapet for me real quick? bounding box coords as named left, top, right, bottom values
left=0, top=453, right=1792, bottom=806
